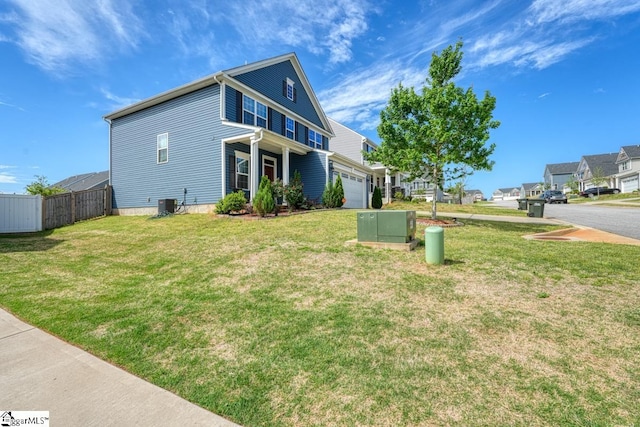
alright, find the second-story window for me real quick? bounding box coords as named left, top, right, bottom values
left=285, top=116, right=295, bottom=139
left=243, top=95, right=267, bottom=128
left=309, top=129, right=323, bottom=149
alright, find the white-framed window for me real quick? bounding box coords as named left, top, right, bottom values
left=285, top=116, right=295, bottom=139
left=309, top=129, right=323, bottom=149
left=286, top=78, right=294, bottom=101
left=235, top=151, right=250, bottom=190
left=243, top=95, right=267, bottom=128
left=157, top=133, right=168, bottom=164
left=621, top=160, right=631, bottom=171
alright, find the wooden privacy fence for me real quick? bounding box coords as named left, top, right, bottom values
left=44, top=186, right=112, bottom=230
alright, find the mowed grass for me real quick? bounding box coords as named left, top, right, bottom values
left=384, top=200, right=527, bottom=216
left=2, top=211, right=639, bottom=426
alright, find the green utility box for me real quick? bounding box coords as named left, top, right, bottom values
left=527, top=200, right=545, bottom=218
left=357, top=210, right=416, bottom=243
left=517, top=199, right=528, bottom=210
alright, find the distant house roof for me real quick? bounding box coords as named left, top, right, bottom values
left=52, top=171, right=109, bottom=192
left=546, top=161, right=579, bottom=175
left=521, top=182, right=542, bottom=191
left=581, top=153, right=619, bottom=177
left=617, top=145, right=640, bottom=163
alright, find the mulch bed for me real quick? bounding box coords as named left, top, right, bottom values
left=416, top=218, right=464, bottom=227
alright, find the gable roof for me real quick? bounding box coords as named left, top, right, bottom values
left=494, top=187, right=519, bottom=193
left=580, top=153, right=619, bottom=177
left=617, top=145, right=640, bottom=163
left=104, top=53, right=333, bottom=136
left=52, top=171, right=109, bottom=192
left=521, top=182, right=542, bottom=191
left=545, top=161, right=579, bottom=175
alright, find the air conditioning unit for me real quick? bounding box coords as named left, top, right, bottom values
left=158, top=198, right=175, bottom=214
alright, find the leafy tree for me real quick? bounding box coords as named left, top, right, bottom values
left=372, top=186, right=383, bottom=209
left=446, top=177, right=467, bottom=204
left=364, top=41, right=500, bottom=219
left=565, top=175, right=579, bottom=194
left=25, top=175, right=65, bottom=196
left=590, top=166, right=607, bottom=197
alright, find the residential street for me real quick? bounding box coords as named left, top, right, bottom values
left=492, top=199, right=640, bottom=240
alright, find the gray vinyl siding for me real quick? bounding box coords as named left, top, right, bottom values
left=110, top=84, right=235, bottom=209
left=233, top=60, right=325, bottom=130
left=290, top=151, right=328, bottom=203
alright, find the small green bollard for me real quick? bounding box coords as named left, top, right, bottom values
left=425, top=226, right=444, bottom=265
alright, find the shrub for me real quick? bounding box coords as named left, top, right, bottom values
left=322, top=180, right=336, bottom=208
left=334, top=174, right=345, bottom=208
left=372, top=186, right=383, bottom=209
left=253, top=176, right=275, bottom=217
left=215, top=190, right=248, bottom=214
left=394, top=191, right=405, bottom=201
left=284, top=170, right=304, bottom=211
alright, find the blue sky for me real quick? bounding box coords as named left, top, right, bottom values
left=1, top=0, right=640, bottom=197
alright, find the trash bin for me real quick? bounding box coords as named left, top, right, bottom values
left=425, top=226, right=444, bottom=265
left=517, top=198, right=528, bottom=210
left=527, top=200, right=545, bottom=218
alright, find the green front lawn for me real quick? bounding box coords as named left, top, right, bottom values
left=384, top=200, right=526, bottom=216
left=2, top=212, right=639, bottom=426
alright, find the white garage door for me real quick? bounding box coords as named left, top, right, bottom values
left=335, top=171, right=366, bottom=208
left=621, top=176, right=639, bottom=193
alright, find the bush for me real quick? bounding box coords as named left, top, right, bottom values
left=334, top=175, right=345, bottom=208
left=215, top=190, right=248, bottom=214
left=372, top=186, right=383, bottom=209
left=253, top=176, right=275, bottom=217
left=323, top=175, right=345, bottom=209
left=284, top=170, right=304, bottom=211
left=394, top=191, right=405, bottom=201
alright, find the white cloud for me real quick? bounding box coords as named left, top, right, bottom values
left=528, top=0, right=640, bottom=24
left=0, top=100, right=25, bottom=111
left=1, top=0, right=145, bottom=74
left=0, top=172, right=18, bottom=184
left=100, top=88, right=140, bottom=110
left=224, top=0, right=375, bottom=65
left=538, top=92, right=550, bottom=99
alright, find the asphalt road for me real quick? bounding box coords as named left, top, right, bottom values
left=493, top=199, right=640, bottom=240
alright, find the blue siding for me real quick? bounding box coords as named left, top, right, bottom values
left=233, top=60, right=325, bottom=130
left=289, top=151, right=328, bottom=203
left=226, top=86, right=239, bottom=122
left=110, top=84, right=249, bottom=209
left=224, top=143, right=283, bottom=197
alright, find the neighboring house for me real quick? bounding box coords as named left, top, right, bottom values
left=614, top=145, right=640, bottom=193
left=465, top=189, right=484, bottom=202
left=521, top=182, right=543, bottom=198
left=575, top=153, right=618, bottom=191
left=492, top=187, right=521, bottom=201
left=52, top=171, right=109, bottom=192
left=543, top=162, right=579, bottom=192
left=104, top=53, right=343, bottom=214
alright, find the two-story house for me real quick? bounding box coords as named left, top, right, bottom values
left=104, top=53, right=367, bottom=214
left=575, top=153, right=618, bottom=191
left=615, top=145, right=640, bottom=193
left=521, top=182, right=543, bottom=198
left=543, top=162, right=579, bottom=192
left=492, top=187, right=520, bottom=201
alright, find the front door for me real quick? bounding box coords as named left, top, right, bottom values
left=263, top=156, right=276, bottom=181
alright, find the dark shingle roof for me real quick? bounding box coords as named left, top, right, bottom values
left=582, top=153, right=618, bottom=177
left=546, top=161, right=579, bottom=175
left=52, top=171, right=109, bottom=192
left=521, top=182, right=542, bottom=191
left=620, top=145, right=640, bottom=159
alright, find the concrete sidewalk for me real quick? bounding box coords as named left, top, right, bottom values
left=418, top=211, right=568, bottom=225
left=0, top=309, right=240, bottom=427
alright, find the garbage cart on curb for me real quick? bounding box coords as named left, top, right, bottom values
left=527, top=200, right=545, bottom=218
left=517, top=199, right=528, bottom=210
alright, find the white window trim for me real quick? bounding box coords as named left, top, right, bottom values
left=235, top=150, right=250, bottom=190
left=262, top=155, right=277, bottom=179
left=157, top=133, right=168, bottom=164
left=243, top=94, right=267, bottom=127
left=286, top=78, right=295, bottom=101
left=285, top=116, right=295, bottom=139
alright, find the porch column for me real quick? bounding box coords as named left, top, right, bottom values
left=250, top=136, right=260, bottom=202
left=282, top=147, right=290, bottom=185
left=385, top=168, right=391, bottom=204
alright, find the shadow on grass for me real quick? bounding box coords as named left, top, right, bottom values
left=0, top=230, right=63, bottom=253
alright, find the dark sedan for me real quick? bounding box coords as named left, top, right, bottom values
left=579, top=187, right=621, bottom=197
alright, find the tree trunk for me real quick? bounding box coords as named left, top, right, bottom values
left=431, top=166, right=438, bottom=220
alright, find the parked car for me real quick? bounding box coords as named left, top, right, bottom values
left=541, top=190, right=568, bottom=204
left=579, top=187, right=621, bottom=197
